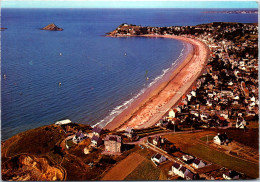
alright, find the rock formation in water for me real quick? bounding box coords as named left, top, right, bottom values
left=41, top=23, right=63, bottom=31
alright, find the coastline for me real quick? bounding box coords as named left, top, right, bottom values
left=104, top=34, right=209, bottom=131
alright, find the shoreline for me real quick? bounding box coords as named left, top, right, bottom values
left=104, top=34, right=209, bottom=131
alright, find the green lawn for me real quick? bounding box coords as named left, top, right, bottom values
left=183, top=144, right=259, bottom=178
left=200, top=135, right=215, bottom=142
left=124, top=160, right=160, bottom=180
left=66, top=139, right=76, bottom=148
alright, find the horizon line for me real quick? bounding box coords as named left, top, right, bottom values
left=1, top=1, right=258, bottom=9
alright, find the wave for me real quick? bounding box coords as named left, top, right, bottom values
left=92, top=42, right=188, bottom=128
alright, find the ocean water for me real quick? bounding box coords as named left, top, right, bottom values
left=1, top=8, right=257, bottom=140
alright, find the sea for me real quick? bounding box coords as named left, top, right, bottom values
left=1, top=8, right=257, bottom=140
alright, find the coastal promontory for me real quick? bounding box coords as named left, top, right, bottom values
left=41, top=23, right=63, bottom=31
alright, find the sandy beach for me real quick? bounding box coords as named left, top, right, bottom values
left=104, top=34, right=209, bottom=131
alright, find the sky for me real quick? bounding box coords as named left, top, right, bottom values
left=1, top=0, right=258, bottom=8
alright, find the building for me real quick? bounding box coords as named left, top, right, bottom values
left=179, top=166, right=188, bottom=178
left=236, top=116, right=247, bottom=129
left=72, top=131, right=86, bottom=144
left=172, top=162, right=181, bottom=175
left=55, top=119, right=72, bottom=125
left=213, top=133, right=230, bottom=145
left=151, top=153, right=167, bottom=165
left=152, top=136, right=161, bottom=146
left=223, top=170, right=240, bottom=180
left=184, top=170, right=197, bottom=180
left=124, top=127, right=134, bottom=138
left=91, top=135, right=103, bottom=147
left=192, top=159, right=206, bottom=169
left=182, top=154, right=194, bottom=163
left=92, top=126, right=103, bottom=137
left=104, top=135, right=122, bottom=153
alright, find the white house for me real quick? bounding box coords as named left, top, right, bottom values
left=213, top=133, right=230, bottom=145
left=151, top=153, right=167, bottom=165
left=192, top=159, right=206, bottom=169
left=223, top=170, right=240, bottom=180
left=179, top=166, right=188, bottom=178
left=182, top=154, right=194, bottom=163
left=168, top=109, right=176, bottom=118
left=236, top=117, right=247, bottom=129
left=172, top=162, right=181, bottom=175
left=191, top=90, right=196, bottom=97
left=72, top=131, right=86, bottom=144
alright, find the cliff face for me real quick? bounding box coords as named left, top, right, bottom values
left=41, top=23, right=63, bottom=31
left=2, top=155, right=63, bottom=181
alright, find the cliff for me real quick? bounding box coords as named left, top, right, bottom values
left=41, top=23, right=63, bottom=31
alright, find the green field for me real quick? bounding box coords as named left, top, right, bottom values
left=183, top=144, right=259, bottom=178
left=200, top=135, right=215, bottom=141
left=124, top=160, right=160, bottom=180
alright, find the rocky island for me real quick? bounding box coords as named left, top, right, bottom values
left=0, top=27, right=8, bottom=31
left=41, top=23, right=63, bottom=31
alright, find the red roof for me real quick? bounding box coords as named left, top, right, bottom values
left=178, top=102, right=185, bottom=106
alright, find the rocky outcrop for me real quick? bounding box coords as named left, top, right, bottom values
left=2, top=154, right=64, bottom=181
left=0, top=27, right=8, bottom=31
left=41, top=23, right=63, bottom=31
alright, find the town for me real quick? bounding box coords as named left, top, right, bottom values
left=2, top=22, right=258, bottom=180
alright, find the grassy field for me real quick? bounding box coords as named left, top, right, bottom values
left=248, top=121, right=259, bottom=129
left=101, top=152, right=145, bottom=180
left=183, top=144, right=259, bottom=178
left=124, top=160, right=160, bottom=180
left=165, top=131, right=259, bottom=178
left=200, top=135, right=214, bottom=141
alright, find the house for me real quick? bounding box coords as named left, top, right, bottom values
left=172, top=162, right=181, bottom=175
left=213, top=133, right=230, bottom=145
left=152, top=136, right=161, bottom=146
left=72, top=131, right=86, bottom=144
left=92, top=126, right=103, bottom=137
left=124, top=127, right=134, bottom=138
left=104, top=135, right=122, bottom=153
left=179, top=166, right=188, bottom=178
left=184, top=169, right=197, bottom=180
left=151, top=153, right=167, bottom=165
left=236, top=116, right=247, bottom=129
left=168, top=109, right=178, bottom=118
left=91, top=135, right=103, bottom=147
left=55, top=119, right=72, bottom=125
left=182, top=154, right=194, bottom=163
left=192, top=159, right=206, bottom=169
left=223, top=170, right=240, bottom=180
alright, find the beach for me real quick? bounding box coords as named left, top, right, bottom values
left=104, top=34, right=209, bottom=131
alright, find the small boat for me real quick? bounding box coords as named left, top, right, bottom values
left=59, top=82, right=61, bottom=86
left=3, top=74, right=6, bottom=80
left=59, top=53, right=62, bottom=56
left=146, top=77, right=149, bottom=81
left=124, top=52, right=127, bottom=56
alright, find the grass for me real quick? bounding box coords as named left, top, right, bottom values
left=200, top=135, right=215, bottom=142
left=66, top=139, right=76, bottom=148
left=164, top=131, right=259, bottom=179
left=247, top=121, right=259, bottom=129
left=124, top=160, right=160, bottom=180
left=183, top=144, right=259, bottom=179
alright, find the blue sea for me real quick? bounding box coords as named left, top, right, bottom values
left=1, top=8, right=257, bottom=140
